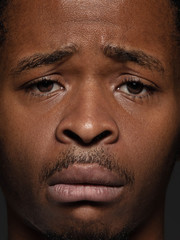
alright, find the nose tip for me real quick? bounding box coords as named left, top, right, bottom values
left=56, top=117, right=119, bottom=146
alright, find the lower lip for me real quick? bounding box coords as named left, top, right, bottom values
left=47, top=184, right=123, bottom=203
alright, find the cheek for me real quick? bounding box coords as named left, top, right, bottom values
left=108, top=104, right=179, bottom=225
left=0, top=103, right=55, bottom=206
left=120, top=101, right=179, bottom=199
left=0, top=120, right=54, bottom=224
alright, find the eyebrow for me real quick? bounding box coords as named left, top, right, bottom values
left=11, top=43, right=164, bottom=76
left=11, top=44, right=78, bottom=75
left=103, top=45, right=165, bottom=73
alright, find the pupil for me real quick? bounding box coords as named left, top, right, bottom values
left=37, top=80, right=53, bottom=92
left=127, top=81, right=144, bottom=94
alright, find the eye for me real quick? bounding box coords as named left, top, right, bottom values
left=118, top=81, right=146, bottom=95
left=116, top=78, right=156, bottom=98
left=25, top=78, right=65, bottom=96
left=35, top=80, right=60, bottom=93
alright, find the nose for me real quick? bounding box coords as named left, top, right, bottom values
left=55, top=86, right=119, bottom=146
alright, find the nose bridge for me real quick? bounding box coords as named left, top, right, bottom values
left=74, top=81, right=108, bottom=121
left=56, top=80, right=119, bottom=145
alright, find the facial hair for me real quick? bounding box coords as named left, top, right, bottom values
left=44, top=226, right=130, bottom=240
left=39, top=147, right=135, bottom=240
left=40, top=146, right=135, bottom=186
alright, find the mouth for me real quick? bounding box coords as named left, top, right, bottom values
left=47, top=164, right=125, bottom=204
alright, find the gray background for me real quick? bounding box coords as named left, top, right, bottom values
left=0, top=161, right=180, bottom=240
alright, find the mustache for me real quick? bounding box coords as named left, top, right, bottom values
left=40, top=147, right=135, bottom=186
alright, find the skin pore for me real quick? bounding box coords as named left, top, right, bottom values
left=0, top=0, right=179, bottom=240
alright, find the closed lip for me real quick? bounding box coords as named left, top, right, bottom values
left=46, top=164, right=125, bottom=203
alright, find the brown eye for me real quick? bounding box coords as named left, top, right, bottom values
left=126, top=81, right=144, bottom=94
left=26, top=79, right=65, bottom=96
left=36, top=80, right=54, bottom=92
left=117, top=80, right=148, bottom=96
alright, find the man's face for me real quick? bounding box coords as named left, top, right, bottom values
left=0, top=0, right=179, bottom=239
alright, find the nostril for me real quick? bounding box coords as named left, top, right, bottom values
left=63, top=129, right=91, bottom=146
left=63, top=130, right=82, bottom=143
left=92, top=130, right=112, bottom=144
left=63, top=129, right=112, bottom=146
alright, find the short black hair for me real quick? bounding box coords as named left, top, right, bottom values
left=0, top=0, right=179, bottom=46
left=0, top=0, right=8, bottom=45
left=171, top=0, right=180, bottom=33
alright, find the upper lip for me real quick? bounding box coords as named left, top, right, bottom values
left=47, top=164, right=125, bottom=187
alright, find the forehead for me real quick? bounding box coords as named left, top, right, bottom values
left=4, top=0, right=175, bottom=68
left=9, top=0, right=171, bottom=22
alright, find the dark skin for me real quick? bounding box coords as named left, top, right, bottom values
left=0, top=0, right=179, bottom=239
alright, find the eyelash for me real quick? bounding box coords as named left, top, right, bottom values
left=22, top=75, right=158, bottom=102
left=23, top=77, right=65, bottom=97
left=116, top=76, right=157, bottom=100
